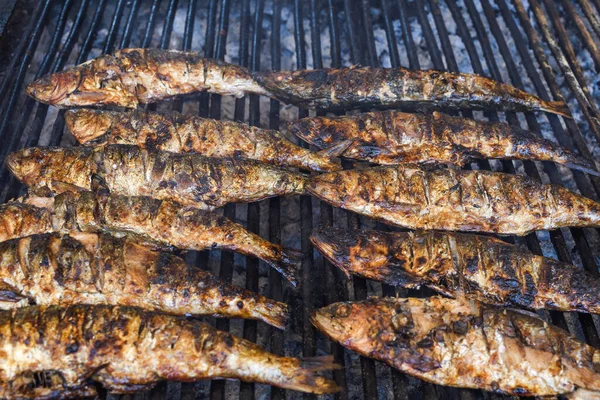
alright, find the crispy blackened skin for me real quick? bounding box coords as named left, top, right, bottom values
left=5, top=145, right=308, bottom=210
left=311, top=227, right=600, bottom=314
left=0, top=304, right=339, bottom=398
left=7, top=192, right=301, bottom=285
left=0, top=233, right=289, bottom=329
left=307, top=165, right=600, bottom=235
left=65, top=109, right=349, bottom=172
left=289, top=110, right=597, bottom=176
left=312, top=297, right=600, bottom=397
left=252, top=66, right=571, bottom=117
left=0, top=201, right=53, bottom=243
left=26, top=48, right=270, bottom=108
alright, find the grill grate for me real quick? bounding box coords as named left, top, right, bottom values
left=1, top=1, right=600, bottom=399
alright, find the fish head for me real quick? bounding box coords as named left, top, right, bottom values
left=27, top=55, right=138, bottom=108
left=251, top=70, right=320, bottom=106
left=5, top=147, right=49, bottom=186
left=26, top=68, right=82, bottom=106
left=6, top=147, right=95, bottom=192
left=65, top=109, right=115, bottom=144
left=311, top=300, right=379, bottom=350
left=306, top=171, right=350, bottom=206
left=311, top=298, right=416, bottom=358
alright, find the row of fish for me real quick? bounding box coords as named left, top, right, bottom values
left=27, top=48, right=571, bottom=116
left=7, top=145, right=600, bottom=236
left=4, top=48, right=599, bottom=398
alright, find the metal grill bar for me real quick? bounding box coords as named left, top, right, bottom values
left=2, top=1, right=600, bottom=398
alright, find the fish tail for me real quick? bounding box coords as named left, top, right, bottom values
left=253, top=299, right=289, bottom=330
left=299, top=355, right=342, bottom=372
left=283, top=356, right=339, bottom=394
left=539, top=100, right=572, bottom=118
left=267, top=247, right=303, bottom=287
left=310, top=139, right=354, bottom=172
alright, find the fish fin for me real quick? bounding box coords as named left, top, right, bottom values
left=268, top=248, right=303, bottom=287
left=540, top=100, right=572, bottom=118
left=0, top=282, right=30, bottom=304
left=255, top=299, right=290, bottom=330
left=316, top=139, right=355, bottom=158
left=384, top=264, right=425, bottom=289
left=280, top=355, right=340, bottom=394
left=90, top=174, right=110, bottom=195
left=300, top=355, right=342, bottom=372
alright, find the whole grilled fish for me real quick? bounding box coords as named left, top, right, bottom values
left=26, top=48, right=270, bottom=108
left=6, top=144, right=308, bottom=210
left=311, top=227, right=600, bottom=314
left=288, top=110, right=597, bottom=175
left=65, top=108, right=349, bottom=172
left=307, top=165, right=600, bottom=235
left=0, top=304, right=339, bottom=398
left=0, top=233, right=288, bottom=329
left=312, top=296, right=600, bottom=397
left=252, top=66, right=571, bottom=116
left=0, top=191, right=301, bottom=285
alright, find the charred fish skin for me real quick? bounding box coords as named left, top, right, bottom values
left=5, top=146, right=96, bottom=193
left=0, top=192, right=302, bottom=286
left=26, top=48, right=270, bottom=108
left=0, top=201, right=53, bottom=243
left=288, top=110, right=597, bottom=175
left=0, top=304, right=339, bottom=398
left=65, top=108, right=346, bottom=172
left=312, top=297, right=600, bottom=396
left=311, top=227, right=600, bottom=314
left=307, top=165, right=600, bottom=235
left=252, top=66, right=571, bottom=117
left=101, top=144, right=308, bottom=209
left=0, top=233, right=289, bottom=329
left=5, top=145, right=308, bottom=209
left=50, top=191, right=301, bottom=285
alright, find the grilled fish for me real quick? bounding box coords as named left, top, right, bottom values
left=312, top=296, right=600, bottom=397
left=26, top=48, right=270, bottom=108
left=0, top=233, right=289, bottom=329
left=26, top=49, right=569, bottom=118
left=0, top=304, right=339, bottom=398
left=65, top=108, right=349, bottom=172
left=288, top=110, right=596, bottom=175
left=253, top=66, right=571, bottom=116
left=0, top=191, right=301, bottom=285
left=307, top=165, right=600, bottom=235
left=311, top=227, right=600, bottom=314
left=6, top=144, right=308, bottom=210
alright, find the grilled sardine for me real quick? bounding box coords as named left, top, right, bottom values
left=307, top=165, right=600, bottom=235
left=6, top=144, right=308, bottom=210
left=65, top=108, right=349, bottom=172
left=26, top=48, right=270, bottom=108
left=311, top=227, right=600, bottom=314
left=0, top=304, right=339, bottom=398
left=0, top=233, right=289, bottom=328
left=288, top=110, right=596, bottom=175
left=0, top=191, right=301, bottom=285
left=253, top=66, right=571, bottom=116
left=26, top=49, right=569, bottom=117
left=312, top=296, right=600, bottom=397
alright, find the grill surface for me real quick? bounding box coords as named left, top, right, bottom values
left=1, top=0, right=600, bottom=399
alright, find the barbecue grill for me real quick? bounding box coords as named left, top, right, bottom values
left=1, top=0, right=600, bottom=399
